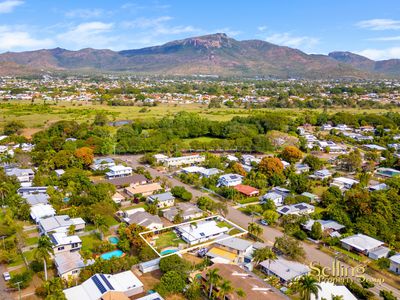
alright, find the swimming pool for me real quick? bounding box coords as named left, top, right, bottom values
left=100, top=249, right=124, bottom=260
left=108, top=236, right=119, bottom=245
left=160, top=249, right=178, bottom=255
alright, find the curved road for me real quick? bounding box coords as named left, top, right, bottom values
left=114, top=155, right=400, bottom=298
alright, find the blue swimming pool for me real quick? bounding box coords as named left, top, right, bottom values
left=160, top=249, right=178, bottom=255
left=108, top=236, right=119, bottom=245
left=100, top=249, right=124, bottom=260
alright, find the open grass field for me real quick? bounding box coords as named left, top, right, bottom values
left=1, top=100, right=399, bottom=135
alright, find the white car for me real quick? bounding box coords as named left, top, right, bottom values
left=260, top=219, right=268, bottom=226
left=3, top=272, right=10, bottom=281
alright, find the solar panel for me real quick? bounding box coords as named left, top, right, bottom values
left=200, top=232, right=205, bottom=236
left=100, top=274, right=114, bottom=290
left=281, top=207, right=289, bottom=213
left=92, top=275, right=107, bottom=294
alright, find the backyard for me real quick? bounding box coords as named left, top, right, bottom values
left=154, top=231, right=185, bottom=252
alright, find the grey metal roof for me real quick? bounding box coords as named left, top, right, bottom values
left=148, top=192, right=174, bottom=203
left=217, top=235, right=253, bottom=252
left=260, top=256, right=310, bottom=282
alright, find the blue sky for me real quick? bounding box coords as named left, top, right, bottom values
left=1, top=0, right=400, bottom=60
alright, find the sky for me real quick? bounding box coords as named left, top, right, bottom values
left=0, top=0, right=400, bottom=60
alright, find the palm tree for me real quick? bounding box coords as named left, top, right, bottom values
left=206, top=268, right=221, bottom=299
left=331, top=295, right=344, bottom=300
left=93, top=215, right=108, bottom=240
left=252, top=247, right=277, bottom=273
left=235, top=288, right=246, bottom=298
left=0, top=182, right=10, bottom=211
left=35, top=235, right=54, bottom=281
left=217, top=279, right=234, bottom=299
left=295, top=275, right=321, bottom=300
left=248, top=222, right=263, bottom=240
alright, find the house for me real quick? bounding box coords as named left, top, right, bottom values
left=389, top=254, right=400, bottom=274
left=207, top=235, right=254, bottom=264
left=369, top=183, right=388, bottom=192
left=111, top=192, right=125, bottom=204
left=233, top=184, right=259, bottom=197
left=23, top=193, right=49, bottom=206
left=311, top=169, right=332, bottom=180
left=321, top=124, right=333, bottom=131
left=124, top=208, right=163, bottom=230
left=294, top=163, right=310, bottom=174
left=125, top=182, right=163, bottom=197
left=281, top=160, right=290, bottom=169
left=30, top=204, right=56, bottom=223
left=147, top=192, right=175, bottom=208
left=364, top=144, right=386, bottom=151
left=330, top=177, right=359, bottom=191
left=175, top=220, right=229, bottom=246
left=136, top=292, right=164, bottom=300
left=301, top=192, right=319, bottom=203
left=17, top=186, right=48, bottom=196
left=217, top=174, right=243, bottom=187
left=303, top=220, right=345, bottom=237
left=154, top=154, right=168, bottom=163
left=261, top=192, right=284, bottom=207
left=55, top=251, right=93, bottom=280
left=162, top=202, right=203, bottom=222
left=375, top=167, right=400, bottom=178
left=54, top=169, right=65, bottom=177
left=63, top=271, right=144, bottom=300
left=99, top=174, right=148, bottom=187
left=277, top=203, right=315, bottom=216
left=105, top=165, right=132, bottom=179
left=311, top=282, right=357, bottom=300
left=38, top=215, right=85, bottom=235
left=226, top=155, right=239, bottom=162
left=198, top=168, right=221, bottom=178
left=5, top=167, right=34, bottom=186
left=49, top=232, right=82, bottom=254
left=160, top=154, right=205, bottom=167
left=259, top=256, right=310, bottom=283
left=91, top=158, right=115, bottom=171
left=368, top=246, right=391, bottom=260
left=200, top=263, right=287, bottom=300
left=271, top=186, right=291, bottom=198
left=241, top=154, right=261, bottom=166
left=340, top=233, right=384, bottom=255
left=138, top=257, right=161, bottom=273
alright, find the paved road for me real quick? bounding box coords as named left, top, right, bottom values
left=114, top=155, right=400, bottom=297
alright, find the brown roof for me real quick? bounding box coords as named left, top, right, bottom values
left=97, top=174, right=148, bottom=187
left=233, top=184, right=259, bottom=196
left=201, top=263, right=288, bottom=300
left=101, top=291, right=129, bottom=300
left=125, top=183, right=163, bottom=195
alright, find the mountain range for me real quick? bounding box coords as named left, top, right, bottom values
left=0, top=33, right=398, bottom=79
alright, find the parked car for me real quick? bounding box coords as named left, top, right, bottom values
left=260, top=219, right=268, bottom=226
left=3, top=272, right=10, bottom=281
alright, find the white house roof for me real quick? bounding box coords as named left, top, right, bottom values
left=277, top=203, right=315, bottom=215
left=216, top=235, right=253, bottom=252
left=333, top=177, right=359, bottom=185
left=176, top=220, right=228, bottom=243
left=311, top=282, right=357, bottom=300
left=341, top=234, right=384, bottom=252
left=260, top=256, right=310, bottom=282
left=63, top=271, right=143, bottom=300
left=389, top=254, right=400, bottom=264
left=55, top=251, right=88, bottom=275
left=303, top=219, right=345, bottom=232
left=148, top=192, right=174, bottom=203
left=108, top=165, right=132, bottom=172
left=136, top=292, right=164, bottom=300
left=262, top=192, right=282, bottom=200
left=30, top=204, right=56, bottom=222
left=39, top=215, right=85, bottom=233
left=49, top=232, right=81, bottom=247
left=23, top=193, right=49, bottom=206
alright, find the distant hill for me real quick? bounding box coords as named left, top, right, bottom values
left=329, top=51, right=400, bottom=76
left=0, top=33, right=397, bottom=78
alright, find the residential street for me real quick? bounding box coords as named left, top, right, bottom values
left=114, top=154, right=400, bottom=297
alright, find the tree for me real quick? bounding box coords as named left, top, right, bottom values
left=248, top=222, right=263, bottom=239
left=74, top=147, right=94, bottom=167
left=4, top=121, right=25, bottom=135
left=310, top=221, right=323, bottom=240
left=302, top=155, right=324, bottom=171
left=93, top=215, right=108, bottom=240
left=185, top=278, right=202, bottom=300
left=171, top=186, right=192, bottom=201
left=262, top=210, right=279, bottom=225
left=379, top=290, right=397, bottom=300
left=281, top=146, right=303, bottom=163
left=259, top=157, right=284, bottom=177
left=231, top=162, right=246, bottom=176
left=251, top=247, right=277, bottom=273
left=159, top=254, right=189, bottom=275
left=274, top=235, right=305, bottom=261
left=156, top=271, right=186, bottom=296
left=295, top=275, right=321, bottom=300
left=35, top=236, right=54, bottom=281
left=206, top=268, right=221, bottom=299
left=215, top=201, right=228, bottom=218
left=217, top=279, right=234, bottom=299
left=93, top=113, right=109, bottom=126
left=339, top=149, right=362, bottom=172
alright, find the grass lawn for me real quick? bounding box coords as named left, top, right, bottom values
left=216, top=221, right=233, bottom=229
left=104, top=215, right=119, bottom=227
left=122, top=202, right=147, bottom=211
left=155, top=231, right=184, bottom=251
left=81, top=234, right=101, bottom=253
left=25, top=236, right=39, bottom=246
left=312, top=185, right=328, bottom=197
left=331, top=246, right=365, bottom=262
left=229, top=228, right=242, bottom=236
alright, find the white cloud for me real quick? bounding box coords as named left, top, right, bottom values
left=257, top=26, right=267, bottom=32
left=57, top=22, right=115, bottom=49
left=369, top=35, right=400, bottom=41
left=0, top=0, right=23, bottom=13
left=356, top=47, right=400, bottom=60
left=357, top=19, right=400, bottom=30
left=265, top=32, right=319, bottom=49
left=0, top=25, right=53, bottom=51
left=65, top=8, right=104, bottom=19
